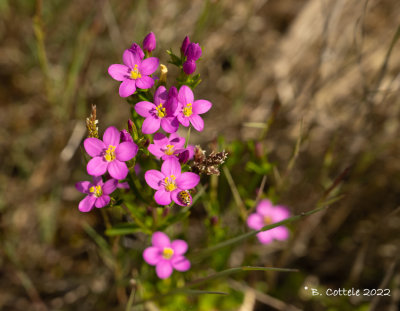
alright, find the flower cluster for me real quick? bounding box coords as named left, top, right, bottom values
left=75, top=32, right=290, bottom=282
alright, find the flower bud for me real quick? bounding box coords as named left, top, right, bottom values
left=127, top=119, right=134, bottom=133
left=120, top=129, right=133, bottom=143
left=129, top=43, right=145, bottom=59
left=178, top=150, right=190, bottom=164
left=186, top=43, right=202, bottom=61
left=143, top=32, right=156, bottom=52
left=181, top=36, right=190, bottom=55
left=183, top=60, right=196, bottom=75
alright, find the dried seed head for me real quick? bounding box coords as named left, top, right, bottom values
left=86, top=104, right=99, bottom=138
left=191, top=145, right=228, bottom=176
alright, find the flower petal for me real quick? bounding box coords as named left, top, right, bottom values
left=143, top=246, right=162, bottom=265
left=95, top=195, right=110, bottom=208
left=119, top=79, right=136, bottom=97
left=177, top=114, right=190, bottom=127
left=84, top=138, right=106, bottom=157
left=271, top=226, right=290, bottom=241
left=142, top=117, right=160, bottom=134
left=176, top=172, right=199, bottom=189
left=152, top=232, right=170, bottom=248
left=102, top=178, right=118, bottom=194
left=161, top=117, right=179, bottom=133
left=103, top=126, right=121, bottom=146
left=87, top=157, right=108, bottom=176
left=256, top=231, right=273, bottom=244
left=78, top=195, right=96, bottom=212
left=140, top=57, right=159, bottom=75
left=247, top=213, right=264, bottom=230
left=156, top=260, right=173, bottom=279
left=136, top=76, right=154, bottom=90
left=192, top=99, right=212, bottom=114
left=161, top=157, right=181, bottom=177
left=92, top=176, right=103, bottom=185
left=189, top=114, right=204, bottom=131
left=171, top=240, right=188, bottom=255
left=171, top=256, right=190, bottom=272
left=148, top=144, right=164, bottom=159
left=108, top=161, right=128, bottom=180
left=178, top=85, right=194, bottom=106
left=117, top=181, right=130, bottom=189
left=116, top=142, right=138, bottom=161
left=135, top=101, right=154, bottom=117
left=154, top=86, right=168, bottom=106
left=75, top=181, right=91, bottom=194
left=153, top=132, right=168, bottom=145
left=256, top=199, right=274, bottom=216
left=169, top=133, right=185, bottom=148
left=272, top=206, right=290, bottom=222
left=145, top=170, right=164, bottom=189
left=155, top=189, right=172, bottom=206
left=122, top=49, right=139, bottom=68
left=108, top=64, right=129, bottom=81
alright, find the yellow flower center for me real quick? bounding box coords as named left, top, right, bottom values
left=264, top=216, right=273, bottom=225
left=156, top=104, right=166, bottom=118
left=164, top=144, right=174, bottom=155
left=104, top=145, right=116, bottom=162
left=183, top=103, right=193, bottom=117
left=89, top=185, right=103, bottom=198
left=162, top=247, right=174, bottom=260
left=130, top=64, right=141, bottom=80
left=164, top=175, right=177, bottom=192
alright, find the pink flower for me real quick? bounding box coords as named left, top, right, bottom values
left=148, top=133, right=193, bottom=161
left=176, top=85, right=212, bottom=132
left=143, top=231, right=190, bottom=279
left=84, top=126, right=138, bottom=180
left=144, top=158, right=199, bottom=206
left=75, top=176, right=118, bottom=212
left=135, top=86, right=179, bottom=134
left=183, top=59, right=196, bottom=75
left=108, top=49, right=159, bottom=97
left=247, top=199, right=290, bottom=244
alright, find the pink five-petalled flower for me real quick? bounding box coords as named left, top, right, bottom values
left=247, top=199, right=290, bottom=244
left=75, top=176, right=118, bottom=212
left=143, top=231, right=190, bottom=279
left=144, top=157, right=199, bottom=206
left=135, top=86, right=179, bottom=134
left=84, top=126, right=138, bottom=180
left=108, top=49, right=159, bottom=97
left=176, top=85, right=212, bottom=132
left=148, top=132, right=192, bottom=161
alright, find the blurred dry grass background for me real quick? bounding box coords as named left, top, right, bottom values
left=1, top=0, right=400, bottom=310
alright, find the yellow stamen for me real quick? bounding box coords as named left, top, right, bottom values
left=89, top=185, right=103, bottom=198
left=183, top=103, right=193, bottom=117
left=130, top=64, right=141, bottom=80
left=104, top=145, right=116, bottom=162
left=164, top=144, right=174, bottom=155
left=164, top=175, right=177, bottom=192
left=264, top=216, right=273, bottom=225
left=156, top=104, right=166, bottom=118
left=162, top=247, right=174, bottom=260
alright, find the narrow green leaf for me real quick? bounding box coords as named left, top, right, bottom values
left=105, top=223, right=142, bottom=236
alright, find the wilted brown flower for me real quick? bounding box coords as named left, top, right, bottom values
left=86, top=104, right=99, bottom=138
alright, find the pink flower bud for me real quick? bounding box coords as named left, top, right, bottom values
left=183, top=60, right=196, bottom=75
left=143, top=32, right=156, bottom=52
left=186, top=43, right=202, bottom=61
left=181, top=36, right=190, bottom=55
left=120, top=129, right=133, bottom=143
